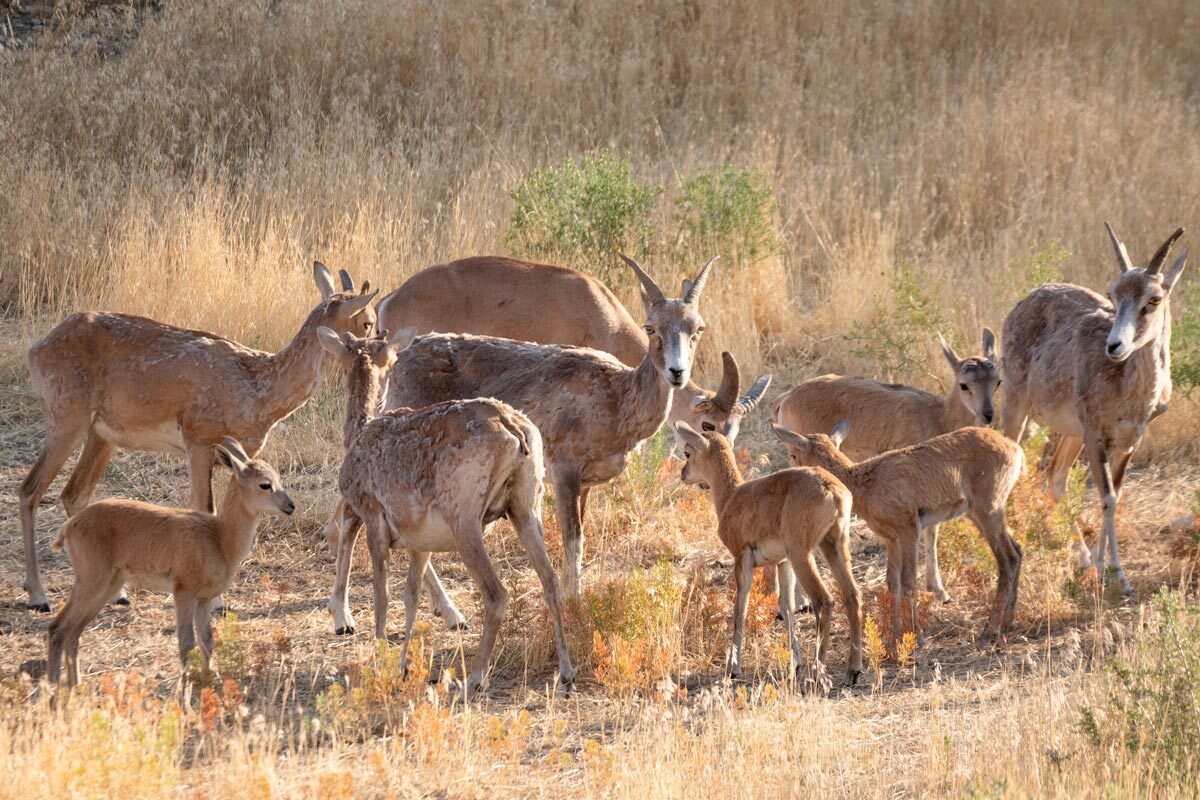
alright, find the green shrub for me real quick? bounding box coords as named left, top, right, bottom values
left=1081, top=589, right=1200, bottom=788
left=505, top=150, right=662, bottom=275
left=673, top=165, right=779, bottom=264
left=1002, top=239, right=1068, bottom=305
left=845, top=262, right=950, bottom=383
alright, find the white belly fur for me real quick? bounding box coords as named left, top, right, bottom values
left=94, top=417, right=187, bottom=456
left=1031, top=404, right=1083, bottom=439
left=752, top=540, right=789, bottom=566
left=125, top=572, right=175, bottom=593
left=390, top=510, right=458, bottom=553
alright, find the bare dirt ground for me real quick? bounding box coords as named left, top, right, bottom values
left=2, top=316, right=1196, bottom=709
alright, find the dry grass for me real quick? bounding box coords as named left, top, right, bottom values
left=5, top=1, right=1200, bottom=797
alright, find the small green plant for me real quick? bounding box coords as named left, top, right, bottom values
left=1170, top=277, right=1200, bottom=392
left=621, top=429, right=678, bottom=501
left=1081, top=589, right=1200, bottom=788
left=316, top=638, right=433, bottom=738
left=505, top=149, right=662, bottom=276
left=212, top=612, right=249, bottom=682
left=673, top=165, right=779, bottom=264
left=1002, top=239, right=1068, bottom=306
left=845, top=262, right=950, bottom=383
left=583, top=561, right=682, bottom=696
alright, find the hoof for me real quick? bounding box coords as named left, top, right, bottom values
left=555, top=670, right=577, bottom=696
left=448, top=620, right=469, bottom=632
left=799, top=668, right=832, bottom=696
left=27, top=601, right=51, bottom=614
left=798, top=604, right=813, bottom=615
left=335, top=626, right=356, bottom=636
left=111, top=596, right=132, bottom=607
left=975, top=630, right=1001, bottom=649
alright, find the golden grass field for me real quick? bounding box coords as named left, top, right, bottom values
left=4, top=1, right=1200, bottom=797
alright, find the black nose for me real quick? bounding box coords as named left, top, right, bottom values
left=669, top=368, right=684, bottom=381
left=982, top=411, right=994, bottom=425
left=284, top=501, right=296, bottom=516
left=1107, top=341, right=1121, bottom=356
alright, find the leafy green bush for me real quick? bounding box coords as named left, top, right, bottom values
left=844, top=262, right=950, bottom=383
left=673, top=165, right=779, bottom=264
left=1002, top=239, right=1068, bottom=306
left=505, top=150, right=662, bottom=275
left=1081, top=589, right=1200, bottom=788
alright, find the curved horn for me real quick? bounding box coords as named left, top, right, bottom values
left=338, top=268, right=355, bottom=292
left=711, top=351, right=741, bottom=412
left=735, top=373, right=773, bottom=415
left=1146, top=227, right=1185, bottom=276
left=683, top=255, right=719, bottom=305
left=1104, top=221, right=1133, bottom=273
left=617, top=251, right=666, bottom=305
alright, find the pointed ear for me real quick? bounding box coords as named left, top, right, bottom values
left=674, top=421, right=710, bottom=454
left=313, top=261, right=337, bottom=299
left=1164, top=246, right=1189, bottom=292
left=343, top=289, right=379, bottom=316
left=213, top=438, right=249, bottom=474
left=829, top=419, right=851, bottom=448
left=937, top=331, right=960, bottom=371
left=981, top=327, right=996, bottom=360
left=386, top=326, right=416, bottom=353
left=771, top=423, right=808, bottom=449
left=317, top=326, right=349, bottom=357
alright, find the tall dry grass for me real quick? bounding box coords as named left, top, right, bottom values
left=4, top=0, right=1200, bottom=396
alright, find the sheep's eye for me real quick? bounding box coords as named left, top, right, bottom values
left=259, top=482, right=272, bottom=491
left=644, top=325, right=655, bottom=334
left=701, top=422, right=715, bottom=432
left=959, top=383, right=970, bottom=392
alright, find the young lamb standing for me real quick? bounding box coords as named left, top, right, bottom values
left=47, top=438, right=294, bottom=686
left=675, top=422, right=862, bottom=687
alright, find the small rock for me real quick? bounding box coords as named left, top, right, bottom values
left=1168, top=514, right=1196, bottom=533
